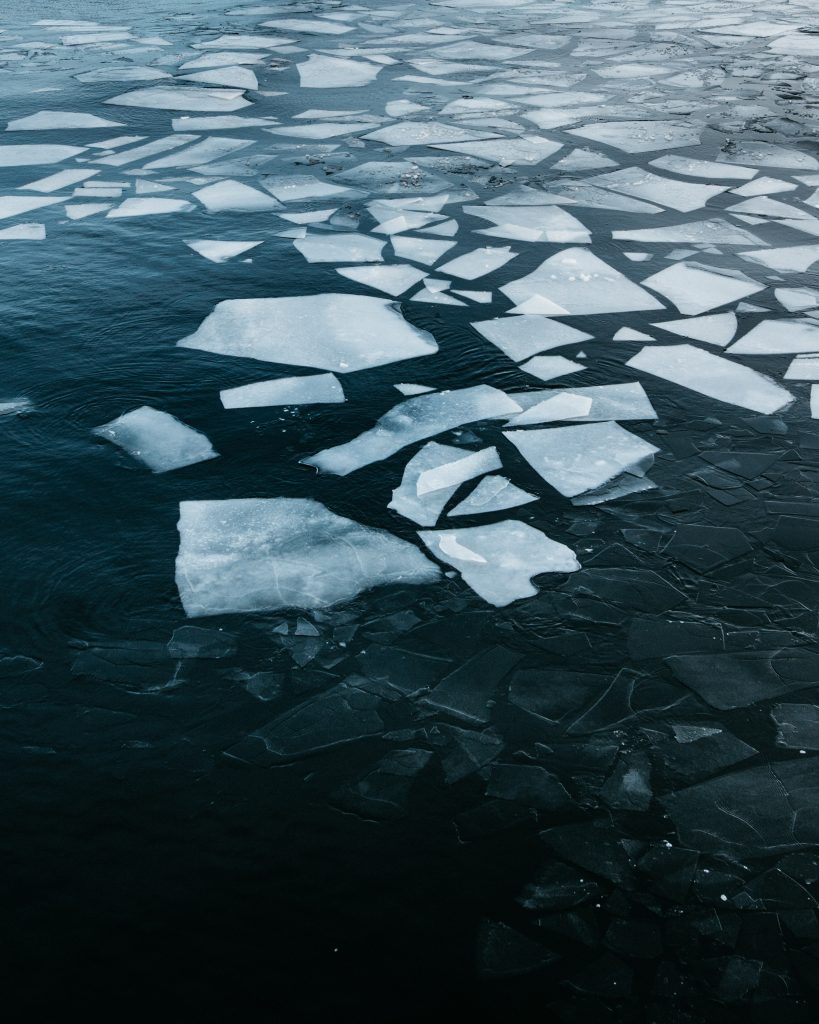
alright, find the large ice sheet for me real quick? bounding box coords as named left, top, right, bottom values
left=626, top=344, right=793, bottom=414
left=418, top=521, right=580, bottom=606
left=303, top=386, right=521, bottom=476
left=473, top=315, right=591, bottom=361
left=504, top=421, right=659, bottom=497
left=93, top=406, right=217, bottom=473
left=176, top=498, right=439, bottom=617
left=0, top=196, right=62, bottom=219
left=501, top=248, right=664, bottom=315
left=590, top=167, right=730, bottom=212
left=178, top=293, right=437, bottom=372
left=641, top=263, right=764, bottom=314
left=438, top=246, right=517, bottom=280
left=612, top=219, right=763, bottom=245
left=220, top=373, right=344, bottom=408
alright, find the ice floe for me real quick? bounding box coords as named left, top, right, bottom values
left=93, top=406, right=218, bottom=473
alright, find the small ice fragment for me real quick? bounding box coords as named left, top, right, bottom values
left=21, top=168, right=99, bottom=192
left=176, top=498, right=439, bottom=617
left=193, top=179, right=282, bottom=212
left=504, top=421, right=659, bottom=497
left=613, top=328, right=653, bottom=341
left=649, top=154, right=756, bottom=180
left=473, top=315, right=591, bottom=361
left=641, top=263, right=763, bottom=315
left=0, top=196, right=62, bottom=219
left=419, top=521, right=580, bottom=607
left=416, top=446, right=502, bottom=496
left=567, top=120, right=700, bottom=153
left=93, top=406, right=217, bottom=473
left=391, top=234, right=455, bottom=266
left=0, top=223, right=45, bottom=240
left=298, top=54, right=381, bottom=89
left=186, top=239, right=262, bottom=263
left=336, top=264, right=427, bottom=296
left=389, top=443, right=499, bottom=526
left=107, top=198, right=193, bottom=218
left=179, top=293, right=437, bottom=373
left=394, top=384, right=434, bottom=396
left=509, top=392, right=592, bottom=425
left=626, top=344, right=793, bottom=414
left=6, top=111, right=124, bottom=131
left=295, top=232, right=384, bottom=263
left=519, top=355, right=583, bottom=382
left=303, top=386, right=521, bottom=476
left=220, top=373, right=344, bottom=408
left=784, top=356, right=819, bottom=380
left=738, top=245, right=819, bottom=274
left=652, top=312, right=737, bottom=347
left=449, top=476, right=537, bottom=516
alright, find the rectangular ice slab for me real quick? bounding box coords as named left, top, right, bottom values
left=626, top=344, right=793, bottom=414
left=0, top=145, right=86, bottom=166
left=303, top=386, right=522, bottom=476
left=175, top=498, right=439, bottom=617
left=501, top=248, right=664, bottom=315
left=504, top=422, right=658, bottom=498
left=93, top=406, right=218, bottom=473
left=178, top=294, right=437, bottom=372
left=418, top=521, right=579, bottom=606
left=220, top=374, right=344, bottom=409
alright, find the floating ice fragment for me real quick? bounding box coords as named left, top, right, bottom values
left=143, top=136, right=254, bottom=169
left=464, top=205, right=589, bottom=243
left=510, top=392, right=592, bottom=425
left=107, top=198, right=193, bottom=218
left=0, top=145, right=85, bottom=166
left=784, top=356, right=819, bottom=380
left=0, top=223, right=45, bottom=240
left=416, top=446, right=502, bottom=496
left=716, top=142, right=819, bottom=170
left=179, top=293, right=437, bottom=373
left=176, top=499, right=439, bottom=617
left=21, top=168, right=98, bottom=192
left=185, top=239, right=262, bottom=263
left=613, top=219, right=763, bottom=245
left=430, top=135, right=562, bottom=166
left=390, top=235, right=454, bottom=266
left=93, top=406, right=217, bottom=473
left=336, top=264, right=427, bottom=296
left=181, top=66, right=259, bottom=90
left=591, top=167, right=730, bottom=213
left=389, top=443, right=500, bottom=526
left=510, top=382, right=656, bottom=423
left=626, top=344, right=793, bottom=414
left=473, top=315, right=591, bottom=361
left=6, top=111, right=123, bottom=131
left=519, top=355, right=583, bottom=382
left=449, top=475, right=537, bottom=516
left=738, top=245, right=819, bottom=274
left=649, top=154, right=756, bottom=180
left=641, top=263, right=763, bottom=315
left=728, top=320, right=819, bottom=356
left=106, top=86, right=251, bottom=112
left=294, top=232, right=384, bottom=263
left=567, top=120, right=700, bottom=153
left=92, top=134, right=199, bottom=167
left=438, top=246, right=516, bottom=280
left=501, top=248, right=664, bottom=315
left=394, top=384, right=434, bottom=396
left=504, top=421, right=658, bottom=497
left=303, top=386, right=521, bottom=476
left=652, top=312, right=737, bottom=348
left=262, top=174, right=356, bottom=202
left=0, top=196, right=62, bottom=219
left=76, top=66, right=170, bottom=82
left=220, top=373, right=344, bottom=408
left=260, top=17, right=353, bottom=34
left=194, top=34, right=294, bottom=50
left=419, top=522, right=580, bottom=607
left=193, top=179, right=281, bottom=213
left=298, top=54, right=381, bottom=88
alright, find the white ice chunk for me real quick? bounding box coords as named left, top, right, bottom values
left=430, top=135, right=562, bottom=166
left=175, top=498, right=439, bottom=617
left=193, top=179, right=281, bottom=212
left=363, top=122, right=500, bottom=147
left=21, top=168, right=98, bottom=192
left=738, top=245, right=819, bottom=274
left=614, top=328, right=652, bottom=341
left=220, top=373, right=344, bottom=408
left=76, top=66, right=170, bottom=82
left=649, top=154, right=756, bottom=180
left=260, top=17, right=353, bottom=34
left=437, top=245, right=516, bottom=280
left=567, top=120, right=700, bottom=153
left=449, top=475, right=537, bottom=516
left=303, top=385, right=521, bottom=476
left=731, top=176, right=795, bottom=197
left=106, top=86, right=251, bottom=112
left=777, top=288, right=819, bottom=313
left=186, top=239, right=262, bottom=263
left=508, top=382, right=655, bottom=423
left=418, top=521, right=579, bottom=607
left=298, top=54, right=381, bottom=88
left=391, top=234, right=455, bottom=265
left=613, top=219, right=763, bottom=246
left=178, top=293, right=437, bottom=373
left=294, top=232, right=384, bottom=263
left=92, top=134, right=199, bottom=167
left=501, top=247, right=664, bottom=315
left=464, top=204, right=590, bottom=243
left=519, top=355, right=583, bottom=382
left=394, top=384, right=434, bottom=396
left=728, top=320, right=819, bottom=356
left=626, top=344, right=793, bottom=414
left=641, top=263, right=763, bottom=314
left=93, top=406, right=217, bottom=473
left=591, top=167, right=730, bottom=212
left=0, top=145, right=85, bottom=166
left=416, top=446, right=502, bottom=496
left=144, top=136, right=254, bottom=169
left=652, top=312, right=737, bottom=347
left=336, top=264, right=427, bottom=296
left=716, top=142, right=819, bottom=170
left=552, top=148, right=618, bottom=172
left=784, top=356, right=819, bottom=381
left=262, top=174, right=355, bottom=202
left=0, top=195, right=62, bottom=219
left=473, top=315, right=591, bottom=361
left=6, top=111, right=123, bottom=131
left=64, top=203, right=111, bottom=220
left=389, top=443, right=499, bottom=526
left=0, top=223, right=45, bottom=240
left=510, top=392, right=592, bottom=425
left=504, top=421, right=659, bottom=497
left=181, top=66, right=259, bottom=90
left=107, top=198, right=193, bottom=218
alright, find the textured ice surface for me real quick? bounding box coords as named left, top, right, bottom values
left=179, top=294, right=437, bottom=373
left=473, top=315, right=592, bottom=361
left=504, top=422, right=658, bottom=497
left=176, top=498, right=439, bottom=617
left=220, top=374, right=344, bottom=409
left=93, top=406, right=218, bottom=473
left=519, top=355, right=584, bottom=383
left=0, top=196, right=62, bottom=219
left=464, top=205, right=589, bottom=243
left=304, top=386, right=521, bottom=475
left=501, top=248, right=664, bottom=315
left=590, top=168, right=730, bottom=213
left=294, top=232, right=384, bottom=264
left=106, top=87, right=251, bottom=112
left=419, top=521, right=580, bottom=606
left=449, top=476, right=537, bottom=516
left=613, top=219, right=763, bottom=245
left=567, top=120, right=700, bottom=153
left=648, top=154, right=756, bottom=180
left=627, top=344, right=793, bottom=414
left=389, top=443, right=501, bottom=526
left=641, top=263, right=764, bottom=314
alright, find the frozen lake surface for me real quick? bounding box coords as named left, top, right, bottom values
left=4, top=0, right=819, bottom=1017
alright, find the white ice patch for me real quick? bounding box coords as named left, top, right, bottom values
left=652, top=312, right=738, bottom=347
left=298, top=54, right=381, bottom=88
left=185, top=239, right=262, bottom=263
left=418, top=521, right=580, bottom=607
left=175, top=498, right=439, bottom=617
left=0, top=145, right=86, bottom=166
left=106, top=86, right=251, bottom=112
left=473, top=315, right=591, bottom=361
left=336, top=264, right=427, bottom=296
left=626, top=344, right=793, bottom=414
left=641, top=263, right=764, bottom=315
left=220, top=373, right=344, bottom=408
left=567, top=120, right=700, bottom=153
left=6, top=111, right=123, bottom=131
left=93, top=406, right=218, bottom=473
left=294, top=232, right=384, bottom=263
left=193, top=179, right=282, bottom=213
left=107, top=198, right=193, bottom=218
left=389, top=443, right=501, bottom=526
left=178, top=293, right=437, bottom=373
left=448, top=475, right=537, bottom=516
left=303, top=385, right=521, bottom=476
left=728, top=320, right=819, bottom=356
left=438, top=246, right=516, bottom=280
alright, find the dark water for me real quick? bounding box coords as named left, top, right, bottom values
left=3, top=1, right=819, bottom=1019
